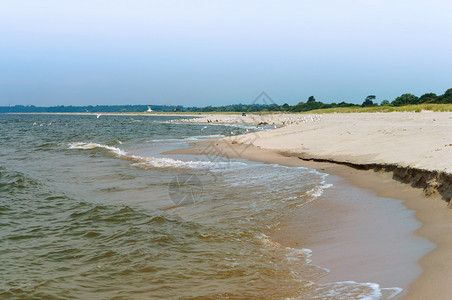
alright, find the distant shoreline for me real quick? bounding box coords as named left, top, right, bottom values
left=1, top=103, right=452, bottom=115
left=1, top=112, right=202, bottom=117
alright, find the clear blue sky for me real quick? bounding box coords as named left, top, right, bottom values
left=1, top=0, right=451, bottom=107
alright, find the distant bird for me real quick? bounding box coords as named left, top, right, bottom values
left=96, top=114, right=101, bottom=119
left=33, top=122, right=37, bottom=126
left=201, top=126, right=207, bottom=131
left=146, top=105, right=153, bottom=113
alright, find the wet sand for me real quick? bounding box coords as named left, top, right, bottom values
left=166, top=140, right=452, bottom=299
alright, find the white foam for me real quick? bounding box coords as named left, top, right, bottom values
left=67, top=142, right=247, bottom=170
left=313, top=281, right=402, bottom=299
left=285, top=247, right=313, bottom=263
left=67, top=142, right=127, bottom=156
left=296, top=174, right=333, bottom=208
left=148, top=134, right=225, bottom=143
left=130, top=155, right=246, bottom=170
left=186, top=134, right=226, bottom=140
left=256, top=233, right=402, bottom=300
left=256, top=233, right=315, bottom=265
left=306, top=182, right=333, bottom=198
left=312, top=173, right=332, bottom=196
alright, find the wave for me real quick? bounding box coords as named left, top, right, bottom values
left=294, top=173, right=333, bottom=208
left=311, top=281, right=402, bottom=299
left=68, top=142, right=333, bottom=201
left=129, top=155, right=247, bottom=170
left=67, top=142, right=247, bottom=170
left=148, top=134, right=225, bottom=143
left=306, top=181, right=333, bottom=199
left=257, top=233, right=401, bottom=299
left=258, top=233, right=314, bottom=264
left=68, top=142, right=127, bottom=156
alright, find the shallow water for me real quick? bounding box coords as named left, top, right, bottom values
left=0, top=114, right=408, bottom=299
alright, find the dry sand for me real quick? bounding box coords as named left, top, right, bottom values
left=171, top=111, right=452, bottom=299
left=174, top=112, right=322, bottom=127
left=180, top=112, right=452, bottom=174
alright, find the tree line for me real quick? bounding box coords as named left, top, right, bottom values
left=1, top=88, right=450, bottom=113
left=0, top=104, right=186, bottom=113
left=361, top=88, right=452, bottom=107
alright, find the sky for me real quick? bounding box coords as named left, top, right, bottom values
left=0, top=0, right=451, bottom=107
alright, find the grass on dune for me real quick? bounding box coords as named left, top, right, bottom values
left=186, top=104, right=452, bottom=115
left=301, top=104, right=452, bottom=114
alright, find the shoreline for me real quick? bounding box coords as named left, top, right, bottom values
left=165, top=139, right=452, bottom=299
left=0, top=112, right=201, bottom=117
left=1, top=112, right=325, bottom=127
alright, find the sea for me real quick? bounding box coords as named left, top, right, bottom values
left=0, top=114, right=407, bottom=299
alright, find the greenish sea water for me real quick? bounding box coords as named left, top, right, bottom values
left=0, top=114, right=403, bottom=299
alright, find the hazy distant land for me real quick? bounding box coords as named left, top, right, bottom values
left=2, top=89, right=451, bottom=114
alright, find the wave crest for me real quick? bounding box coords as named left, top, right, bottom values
left=67, top=142, right=247, bottom=170
left=68, top=142, right=126, bottom=156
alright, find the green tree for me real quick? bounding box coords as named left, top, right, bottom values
left=440, top=88, right=452, bottom=103
left=362, top=95, right=376, bottom=107
left=380, top=100, right=390, bottom=106
left=391, top=93, right=419, bottom=106
left=419, top=93, right=438, bottom=103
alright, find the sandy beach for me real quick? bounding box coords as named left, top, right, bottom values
left=169, top=111, right=452, bottom=299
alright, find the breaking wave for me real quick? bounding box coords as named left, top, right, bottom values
left=67, top=142, right=247, bottom=170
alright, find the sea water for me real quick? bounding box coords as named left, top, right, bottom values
left=0, top=114, right=404, bottom=299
